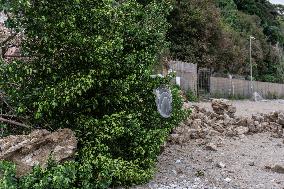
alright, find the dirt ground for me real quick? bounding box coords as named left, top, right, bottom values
left=131, top=100, right=284, bottom=189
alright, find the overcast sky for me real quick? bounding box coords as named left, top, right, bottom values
left=269, top=0, right=284, bottom=5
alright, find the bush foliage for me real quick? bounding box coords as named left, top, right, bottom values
left=168, top=0, right=284, bottom=83
left=0, top=0, right=188, bottom=188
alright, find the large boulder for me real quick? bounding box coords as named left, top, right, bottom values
left=0, top=129, right=77, bottom=177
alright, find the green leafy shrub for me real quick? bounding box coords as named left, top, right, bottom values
left=186, top=90, right=199, bottom=102
left=266, top=91, right=278, bottom=99
left=0, top=0, right=188, bottom=188
left=0, top=160, right=78, bottom=189
left=19, top=161, right=78, bottom=189
left=0, top=161, right=17, bottom=189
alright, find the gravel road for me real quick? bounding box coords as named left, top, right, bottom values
left=133, top=133, right=284, bottom=189
left=129, top=100, right=284, bottom=189
left=193, top=100, right=284, bottom=117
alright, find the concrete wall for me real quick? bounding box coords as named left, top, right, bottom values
left=210, top=77, right=284, bottom=98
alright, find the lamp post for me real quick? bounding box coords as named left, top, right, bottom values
left=249, top=36, right=255, bottom=94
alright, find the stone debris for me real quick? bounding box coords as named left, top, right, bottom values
left=0, top=128, right=77, bottom=177
left=271, top=165, right=284, bottom=174
left=205, top=143, right=218, bottom=151
left=216, top=162, right=226, bottom=168
left=248, top=161, right=255, bottom=166
left=170, top=99, right=284, bottom=144
left=211, top=99, right=236, bottom=117
left=266, top=165, right=284, bottom=174
left=224, top=177, right=232, bottom=182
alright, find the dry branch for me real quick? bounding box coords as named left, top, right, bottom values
left=0, top=117, right=30, bottom=128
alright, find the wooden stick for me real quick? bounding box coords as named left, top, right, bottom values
left=0, top=117, right=30, bottom=128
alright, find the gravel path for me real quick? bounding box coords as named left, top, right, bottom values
left=130, top=100, right=284, bottom=189
left=193, top=100, right=284, bottom=117
left=133, top=133, right=284, bottom=189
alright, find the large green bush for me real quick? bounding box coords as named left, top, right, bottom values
left=0, top=0, right=187, bottom=188
left=0, top=160, right=78, bottom=189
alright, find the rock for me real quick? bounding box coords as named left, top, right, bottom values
left=267, top=112, right=279, bottom=122
left=175, top=159, right=181, bottom=164
left=248, top=161, right=255, bottom=166
left=239, top=134, right=246, bottom=139
left=172, top=169, right=177, bottom=175
left=252, top=114, right=264, bottom=122
left=225, top=127, right=237, bottom=137
left=0, top=129, right=77, bottom=177
left=169, top=134, right=181, bottom=144
left=235, top=126, right=249, bottom=135
left=188, top=129, right=200, bottom=139
left=224, top=177, right=232, bottom=182
left=191, top=119, right=202, bottom=130
left=255, top=122, right=264, bottom=132
left=278, top=112, right=284, bottom=126
left=212, top=99, right=236, bottom=116
left=197, top=128, right=210, bottom=139
left=213, top=122, right=225, bottom=133
left=208, top=129, right=222, bottom=137
left=254, top=121, right=260, bottom=126
left=227, top=106, right=237, bottom=117
left=223, top=114, right=232, bottom=126
left=211, top=99, right=228, bottom=115
left=269, top=122, right=281, bottom=133
left=234, top=117, right=246, bottom=126
left=268, top=165, right=284, bottom=174
left=205, top=143, right=218, bottom=151
left=216, top=162, right=226, bottom=168
left=261, top=122, right=269, bottom=131
left=248, top=123, right=257, bottom=133
left=246, top=118, right=254, bottom=126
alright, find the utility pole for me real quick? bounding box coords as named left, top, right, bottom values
left=249, top=36, right=255, bottom=95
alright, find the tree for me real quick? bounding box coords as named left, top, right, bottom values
left=168, top=0, right=250, bottom=74
left=234, top=0, right=283, bottom=44
left=167, top=0, right=223, bottom=69
left=168, top=0, right=283, bottom=81
left=0, top=0, right=186, bottom=187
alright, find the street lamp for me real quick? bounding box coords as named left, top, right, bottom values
left=249, top=36, right=255, bottom=94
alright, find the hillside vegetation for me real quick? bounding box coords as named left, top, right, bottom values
left=168, top=0, right=284, bottom=83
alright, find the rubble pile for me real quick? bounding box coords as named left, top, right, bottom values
left=170, top=99, right=284, bottom=144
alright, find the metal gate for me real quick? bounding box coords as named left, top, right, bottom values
left=198, top=68, right=211, bottom=96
